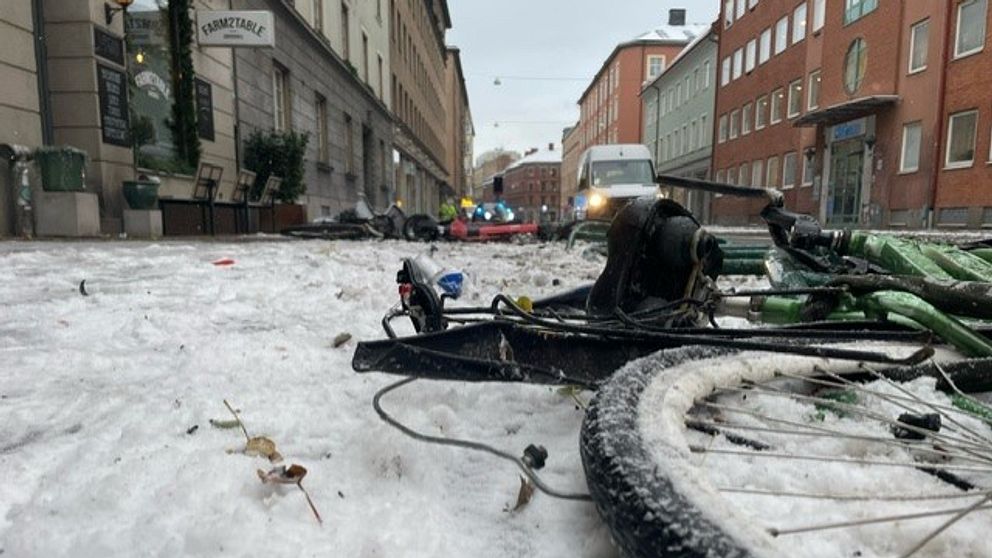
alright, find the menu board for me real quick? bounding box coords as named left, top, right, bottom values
left=93, top=27, right=125, bottom=66
left=194, top=78, right=215, bottom=142
left=97, top=63, right=131, bottom=147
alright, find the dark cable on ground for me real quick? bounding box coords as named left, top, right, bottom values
left=373, top=377, right=593, bottom=502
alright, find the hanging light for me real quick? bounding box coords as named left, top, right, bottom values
left=493, top=77, right=502, bottom=86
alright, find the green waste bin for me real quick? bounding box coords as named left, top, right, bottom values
left=35, top=146, right=87, bottom=192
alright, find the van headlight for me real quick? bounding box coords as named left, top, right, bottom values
left=589, top=193, right=606, bottom=208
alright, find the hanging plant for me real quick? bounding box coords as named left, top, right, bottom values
left=167, top=0, right=201, bottom=172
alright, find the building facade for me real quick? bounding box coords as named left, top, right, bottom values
left=642, top=27, right=718, bottom=221
left=472, top=148, right=519, bottom=201
left=501, top=145, right=562, bottom=223
left=235, top=0, right=395, bottom=217
left=936, top=0, right=992, bottom=228
left=390, top=0, right=451, bottom=216
left=559, top=125, right=582, bottom=215
left=445, top=47, right=474, bottom=199
left=710, top=0, right=978, bottom=229
left=562, top=9, right=708, bottom=220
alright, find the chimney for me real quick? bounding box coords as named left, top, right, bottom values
left=668, top=8, right=686, bottom=26
left=548, top=143, right=555, bottom=151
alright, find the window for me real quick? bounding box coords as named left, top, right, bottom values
left=766, top=155, right=780, bottom=187
left=316, top=94, right=328, bottom=163
left=719, top=114, right=728, bottom=143
left=782, top=152, right=798, bottom=187
left=341, top=2, right=350, bottom=61
left=378, top=54, right=384, bottom=98
left=700, top=114, right=709, bottom=146
left=746, top=39, right=757, bottom=72
left=362, top=32, right=370, bottom=83
left=749, top=0, right=759, bottom=8
left=344, top=113, right=354, bottom=173
left=751, top=159, right=764, bottom=187
left=694, top=67, right=701, bottom=92
left=775, top=16, right=789, bottom=54
left=721, top=57, right=731, bottom=86
left=673, top=130, right=680, bottom=156
left=733, top=48, right=744, bottom=80
left=273, top=63, right=290, bottom=132
left=716, top=169, right=726, bottom=184
left=844, top=38, right=867, bottom=94
left=787, top=79, right=803, bottom=118
left=725, top=0, right=734, bottom=28
left=946, top=110, right=978, bottom=168
left=739, top=162, right=750, bottom=186
left=771, top=88, right=785, bottom=123
left=676, top=84, right=682, bottom=107
left=909, top=19, right=929, bottom=73
left=736, top=0, right=746, bottom=20
left=742, top=102, right=753, bottom=135
left=685, top=76, right=692, bottom=100
left=689, top=120, right=697, bottom=151
left=955, top=0, right=987, bottom=58
left=730, top=109, right=741, bottom=139
left=845, top=0, right=878, bottom=25
left=313, top=0, right=324, bottom=31
left=813, top=0, right=825, bottom=31
left=727, top=166, right=738, bottom=185
left=759, top=28, right=772, bottom=64
left=648, top=56, right=666, bottom=79
left=802, top=151, right=815, bottom=185
left=704, top=61, right=711, bottom=88
left=682, top=124, right=688, bottom=153
left=756, top=95, right=769, bottom=129
left=808, top=70, right=821, bottom=110
left=793, top=3, right=807, bottom=44
left=900, top=122, right=922, bottom=173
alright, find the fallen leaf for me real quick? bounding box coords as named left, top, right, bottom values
left=209, top=418, right=241, bottom=429
left=246, top=436, right=282, bottom=463
left=333, top=333, right=352, bottom=348
left=507, top=476, right=535, bottom=512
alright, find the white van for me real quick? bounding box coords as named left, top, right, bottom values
left=574, top=144, right=659, bottom=220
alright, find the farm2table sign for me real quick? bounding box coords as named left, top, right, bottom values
left=197, top=11, right=274, bottom=47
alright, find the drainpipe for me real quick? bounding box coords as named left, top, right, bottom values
left=928, top=1, right=955, bottom=230
left=32, top=0, right=53, bottom=145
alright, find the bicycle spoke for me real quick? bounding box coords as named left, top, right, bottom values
left=768, top=502, right=992, bottom=537
left=720, top=487, right=992, bottom=502
left=689, top=446, right=992, bottom=474
left=899, top=494, right=992, bottom=558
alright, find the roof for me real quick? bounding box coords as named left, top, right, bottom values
left=794, top=95, right=900, bottom=127
left=642, top=25, right=717, bottom=91
left=621, top=23, right=712, bottom=47
left=580, top=23, right=709, bottom=103
left=504, top=148, right=563, bottom=171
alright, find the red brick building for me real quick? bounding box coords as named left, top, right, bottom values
left=562, top=10, right=709, bottom=207
left=711, top=0, right=970, bottom=228
left=501, top=145, right=562, bottom=223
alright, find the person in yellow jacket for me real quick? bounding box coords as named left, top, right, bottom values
left=438, top=198, right=458, bottom=223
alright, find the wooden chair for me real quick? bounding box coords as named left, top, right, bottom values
left=192, top=162, right=224, bottom=235
left=231, top=169, right=257, bottom=204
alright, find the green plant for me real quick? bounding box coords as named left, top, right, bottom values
left=242, top=129, right=310, bottom=203
left=167, top=0, right=201, bottom=171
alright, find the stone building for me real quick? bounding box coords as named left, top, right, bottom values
left=472, top=148, right=520, bottom=201
left=642, top=26, right=718, bottom=221
left=445, top=47, right=474, bottom=199
left=390, top=0, right=452, bottom=216
left=234, top=0, right=395, bottom=217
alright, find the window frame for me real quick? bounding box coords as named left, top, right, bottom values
left=745, top=38, right=757, bottom=73
left=955, top=0, right=987, bottom=59
left=801, top=151, right=815, bottom=186
left=730, top=108, right=741, bottom=139
left=272, top=62, right=291, bottom=132
left=782, top=151, right=799, bottom=189
left=909, top=19, right=930, bottom=74
left=756, top=95, right=769, bottom=129
left=900, top=121, right=922, bottom=174
left=759, top=28, right=772, bottom=64
left=751, top=159, right=764, bottom=188
left=807, top=70, right=821, bottom=110
left=771, top=88, right=785, bottom=124
left=813, top=0, right=825, bottom=32
left=742, top=102, right=753, bottom=135
left=775, top=16, right=789, bottom=55
left=787, top=79, right=803, bottom=119
left=945, top=109, right=979, bottom=169
left=792, top=2, right=807, bottom=44
left=719, top=114, right=728, bottom=143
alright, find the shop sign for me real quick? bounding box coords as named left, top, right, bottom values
left=197, top=11, right=274, bottom=47
left=832, top=118, right=866, bottom=143
left=94, top=27, right=124, bottom=66
left=97, top=63, right=131, bottom=147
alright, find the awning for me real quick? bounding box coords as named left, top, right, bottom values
left=793, top=95, right=900, bottom=127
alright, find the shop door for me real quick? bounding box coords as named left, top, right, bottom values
left=828, top=139, right=864, bottom=225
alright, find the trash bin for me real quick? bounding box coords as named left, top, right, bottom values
left=35, top=146, right=87, bottom=192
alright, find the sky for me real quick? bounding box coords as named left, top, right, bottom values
left=446, top=1, right=720, bottom=163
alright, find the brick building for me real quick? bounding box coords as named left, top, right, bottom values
left=472, top=148, right=519, bottom=201
left=712, top=0, right=992, bottom=229
left=501, top=145, right=562, bottom=223
left=561, top=9, right=709, bottom=215
left=560, top=125, right=582, bottom=215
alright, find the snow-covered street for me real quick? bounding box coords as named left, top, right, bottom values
left=0, top=239, right=618, bottom=558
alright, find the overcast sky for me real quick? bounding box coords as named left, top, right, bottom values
left=446, top=1, right=719, bottom=163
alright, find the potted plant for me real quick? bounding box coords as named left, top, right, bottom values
left=122, top=175, right=161, bottom=210
left=34, top=146, right=88, bottom=192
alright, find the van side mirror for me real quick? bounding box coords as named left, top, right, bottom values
left=578, top=178, right=588, bottom=190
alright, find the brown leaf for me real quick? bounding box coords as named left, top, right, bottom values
left=508, top=476, right=535, bottom=512
left=245, top=436, right=282, bottom=462
left=257, top=464, right=308, bottom=485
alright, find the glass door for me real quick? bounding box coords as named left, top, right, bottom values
left=827, top=139, right=863, bottom=225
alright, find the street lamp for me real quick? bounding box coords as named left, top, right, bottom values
left=105, top=0, right=135, bottom=26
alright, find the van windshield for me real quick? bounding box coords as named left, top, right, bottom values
left=591, top=160, right=654, bottom=187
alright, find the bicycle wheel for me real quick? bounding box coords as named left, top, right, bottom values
left=581, top=343, right=992, bottom=558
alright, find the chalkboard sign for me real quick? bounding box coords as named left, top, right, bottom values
left=97, top=63, right=131, bottom=147
left=194, top=78, right=215, bottom=142
left=93, top=27, right=124, bottom=66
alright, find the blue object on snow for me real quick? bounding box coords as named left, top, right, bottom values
left=436, top=271, right=464, bottom=299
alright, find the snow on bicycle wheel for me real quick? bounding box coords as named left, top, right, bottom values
left=581, top=343, right=992, bottom=558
